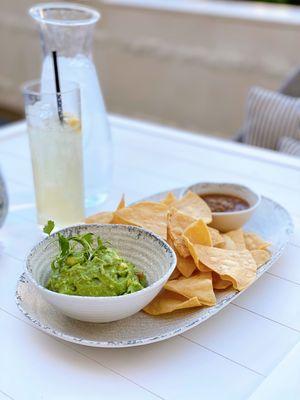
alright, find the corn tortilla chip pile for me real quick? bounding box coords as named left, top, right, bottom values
left=86, top=191, right=271, bottom=315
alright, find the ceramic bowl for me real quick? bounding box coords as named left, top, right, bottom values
left=25, top=224, right=176, bottom=323
left=184, top=182, right=261, bottom=232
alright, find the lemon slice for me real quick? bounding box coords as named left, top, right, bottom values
left=64, top=113, right=81, bottom=133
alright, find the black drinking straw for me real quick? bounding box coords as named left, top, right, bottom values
left=52, top=51, right=64, bottom=124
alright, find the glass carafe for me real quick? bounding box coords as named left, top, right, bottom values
left=29, top=2, right=112, bottom=209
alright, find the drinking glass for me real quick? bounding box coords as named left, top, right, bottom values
left=23, top=80, right=85, bottom=227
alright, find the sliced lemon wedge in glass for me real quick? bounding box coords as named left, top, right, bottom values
left=64, top=113, right=81, bottom=133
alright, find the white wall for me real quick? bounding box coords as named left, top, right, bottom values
left=1, top=0, right=300, bottom=137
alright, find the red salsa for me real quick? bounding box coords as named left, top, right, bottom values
left=201, top=193, right=250, bottom=213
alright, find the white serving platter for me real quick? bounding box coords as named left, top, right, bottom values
left=16, top=187, right=293, bottom=348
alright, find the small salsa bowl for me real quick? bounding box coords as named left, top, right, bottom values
left=25, top=224, right=176, bottom=323
left=183, top=182, right=261, bottom=232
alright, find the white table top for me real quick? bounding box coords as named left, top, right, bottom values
left=1, top=115, right=300, bottom=400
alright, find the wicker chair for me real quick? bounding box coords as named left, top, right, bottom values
left=234, top=68, right=300, bottom=142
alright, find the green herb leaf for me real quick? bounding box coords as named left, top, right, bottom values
left=81, top=233, right=94, bottom=245
left=43, top=220, right=55, bottom=235
left=58, top=233, right=70, bottom=257
left=97, top=237, right=105, bottom=250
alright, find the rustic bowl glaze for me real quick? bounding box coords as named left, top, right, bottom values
left=24, top=224, right=176, bottom=323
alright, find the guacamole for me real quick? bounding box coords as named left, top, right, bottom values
left=46, top=230, right=147, bottom=297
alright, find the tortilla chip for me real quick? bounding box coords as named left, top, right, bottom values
left=111, top=195, right=126, bottom=223
left=143, top=290, right=202, bottom=315
left=85, top=211, right=114, bottom=224
left=169, top=267, right=181, bottom=280
left=161, top=192, right=177, bottom=207
left=181, top=220, right=213, bottom=272
left=182, top=221, right=212, bottom=272
left=183, top=220, right=213, bottom=247
left=167, top=234, right=175, bottom=248
left=208, top=227, right=224, bottom=246
left=111, top=214, right=125, bottom=224
left=212, top=272, right=232, bottom=290
left=164, top=272, right=216, bottom=306
left=168, top=235, right=196, bottom=277
left=190, top=245, right=257, bottom=291
left=167, top=208, right=195, bottom=257
left=244, top=232, right=271, bottom=251
left=114, top=201, right=168, bottom=239
left=172, top=191, right=212, bottom=223
left=226, top=229, right=246, bottom=250
left=251, top=249, right=271, bottom=268
left=177, top=254, right=197, bottom=278
left=116, top=195, right=125, bottom=210
left=184, top=237, right=211, bottom=272
left=217, top=234, right=237, bottom=250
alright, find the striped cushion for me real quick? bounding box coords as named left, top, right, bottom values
left=277, top=136, right=300, bottom=157
left=242, top=87, right=300, bottom=149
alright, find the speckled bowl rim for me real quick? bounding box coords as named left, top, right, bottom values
left=25, top=223, right=177, bottom=301
left=184, top=182, right=261, bottom=216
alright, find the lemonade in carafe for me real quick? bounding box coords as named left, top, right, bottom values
left=29, top=3, right=113, bottom=209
